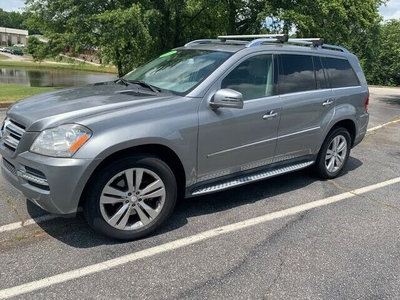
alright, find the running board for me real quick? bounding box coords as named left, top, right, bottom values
left=191, top=161, right=314, bottom=196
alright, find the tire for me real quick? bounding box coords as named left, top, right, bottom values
left=84, top=155, right=177, bottom=240
left=315, top=127, right=351, bottom=179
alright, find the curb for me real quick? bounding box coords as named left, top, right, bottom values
left=0, top=103, right=12, bottom=110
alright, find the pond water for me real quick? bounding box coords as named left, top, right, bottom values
left=0, top=68, right=117, bottom=87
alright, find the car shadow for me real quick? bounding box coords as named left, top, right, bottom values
left=376, top=95, right=400, bottom=106
left=28, top=157, right=363, bottom=248
left=340, top=156, right=363, bottom=175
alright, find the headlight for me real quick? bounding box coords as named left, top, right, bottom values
left=30, top=124, right=92, bottom=157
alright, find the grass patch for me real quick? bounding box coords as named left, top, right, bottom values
left=0, top=83, right=58, bottom=102
left=0, top=60, right=117, bottom=74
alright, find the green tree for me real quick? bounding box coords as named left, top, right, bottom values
left=0, top=9, right=9, bottom=27
left=375, top=19, right=400, bottom=86
left=0, top=9, right=30, bottom=30
left=94, top=4, right=153, bottom=77
left=27, top=36, right=49, bottom=61
left=260, top=0, right=386, bottom=42
left=24, top=0, right=391, bottom=84
left=8, top=11, right=26, bottom=29
left=25, top=0, right=155, bottom=76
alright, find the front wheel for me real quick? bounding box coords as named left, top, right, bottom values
left=315, top=127, right=351, bottom=179
left=84, top=155, right=177, bottom=240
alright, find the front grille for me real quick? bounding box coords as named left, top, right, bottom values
left=2, top=158, right=17, bottom=177
left=1, top=119, right=26, bottom=152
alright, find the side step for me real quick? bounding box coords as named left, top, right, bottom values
left=191, top=161, right=314, bottom=196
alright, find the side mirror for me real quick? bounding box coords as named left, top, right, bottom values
left=209, top=89, right=244, bottom=109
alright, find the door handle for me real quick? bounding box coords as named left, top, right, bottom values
left=322, top=99, right=334, bottom=106
left=263, top=111, right=278, bottom=120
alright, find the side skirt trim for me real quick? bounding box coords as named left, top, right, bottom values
left=191, top=161, right=314, bottom=196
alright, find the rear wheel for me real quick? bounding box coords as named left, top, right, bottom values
left=84, top=155, right=177, bottom=240
left=315, top=127, right=351, bottom=179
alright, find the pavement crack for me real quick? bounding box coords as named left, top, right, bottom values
left=263, top=253, right=285, bottom=299
left=328, top=179, right=400, bottom=211
left=0, top=189, right=25, bottom=224
left=0, top=230, right=45, bottom=247
left=172, top=213, right=306, bottom=300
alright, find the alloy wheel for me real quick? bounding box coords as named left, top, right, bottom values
left=325, top=135, right=347, bottom=173
left=99, top=168, right=166, bottom=230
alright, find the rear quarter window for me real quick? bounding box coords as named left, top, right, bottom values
left=325, top=57, right=360, bottom=88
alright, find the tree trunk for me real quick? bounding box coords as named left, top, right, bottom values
left=115, top=48, right=123, bottom=78
left=155, top=0, right=171, bottom=52
left=173, top=0, right=184, bottom=47
left=228, top=0, right=236, bottom=34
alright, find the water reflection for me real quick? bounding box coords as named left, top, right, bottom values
left=0, top=68, right=117, bottom=87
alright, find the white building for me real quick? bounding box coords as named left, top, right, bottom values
left=0, top=27, right=29, bottom=46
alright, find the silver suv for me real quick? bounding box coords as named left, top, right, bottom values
left=0, top=35, right=369, bottom=240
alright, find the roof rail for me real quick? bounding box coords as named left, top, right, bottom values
left=287, top=39, right=349, bottom=52
left=320, top=44, right=349, bottom=53
left=217, top=34, right=288, bottom=43
left=184, top=34, right=349, bottom=53
left=184, top=39, right=247, bottom=47
left=289, top=38, right=324, bottom=46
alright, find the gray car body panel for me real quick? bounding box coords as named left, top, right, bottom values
left=0, top=43, right=369, bottom=216
left=197, top=51, right=281, bottom=182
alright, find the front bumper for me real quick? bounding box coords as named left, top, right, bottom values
left=0, top=145, right=95, bottom=215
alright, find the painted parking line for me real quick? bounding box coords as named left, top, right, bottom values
left=0, top=214, right=58, bottom=233
left=0, top=208, right=83, bottom=234
left=0, top=176, right=399, bottom=299
left=367, top=119, right=400, bottom=132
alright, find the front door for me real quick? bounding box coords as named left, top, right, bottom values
left=197, top=54, right=281, bottom=183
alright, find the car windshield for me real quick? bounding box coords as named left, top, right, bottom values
left=123, top=50, right=231, bottom=94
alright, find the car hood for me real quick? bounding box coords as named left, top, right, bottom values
left=6, top=82, right=178, bottom=131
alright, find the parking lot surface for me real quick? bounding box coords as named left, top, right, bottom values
left=0, top=87, right=399, bottom=299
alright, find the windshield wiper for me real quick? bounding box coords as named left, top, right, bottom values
left=115, top=78, right=131, bottom=86
left=127, top=80, right=161, bottom=93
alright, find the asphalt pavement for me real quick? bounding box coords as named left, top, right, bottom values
left=0, top=87, right=399, bottom=299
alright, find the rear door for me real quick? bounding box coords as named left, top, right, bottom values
left=274, top=54, right=335, bottom=162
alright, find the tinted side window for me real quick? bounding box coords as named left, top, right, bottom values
left=279, top=54, right=316, bottom=94
left=221, top=55, right=274, bottom=101
left=325, top=57, right=359, bottom=88
left=313, top=56, right=328, bottom=89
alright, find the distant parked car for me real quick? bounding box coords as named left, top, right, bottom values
left=10, top=49, right=23, bottom=56
left=2, top=48, right=12, bottom=53
left=0, top=47, right=6, bottom=52
left=13, top=43, right=25, bottom=48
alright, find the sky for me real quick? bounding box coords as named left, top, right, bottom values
left=0, top=0, right=399, bottom=20
left=379, top=0, right=400, bottom=20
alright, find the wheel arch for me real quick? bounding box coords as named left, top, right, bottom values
left=329, top=119, right=356, bottom=147
left=79, top=144, right=187, bottom=208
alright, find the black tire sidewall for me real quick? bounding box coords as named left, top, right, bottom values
left=84, top=155, right=177, bottom=240
left=316, top=127, right=351, bottom=179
